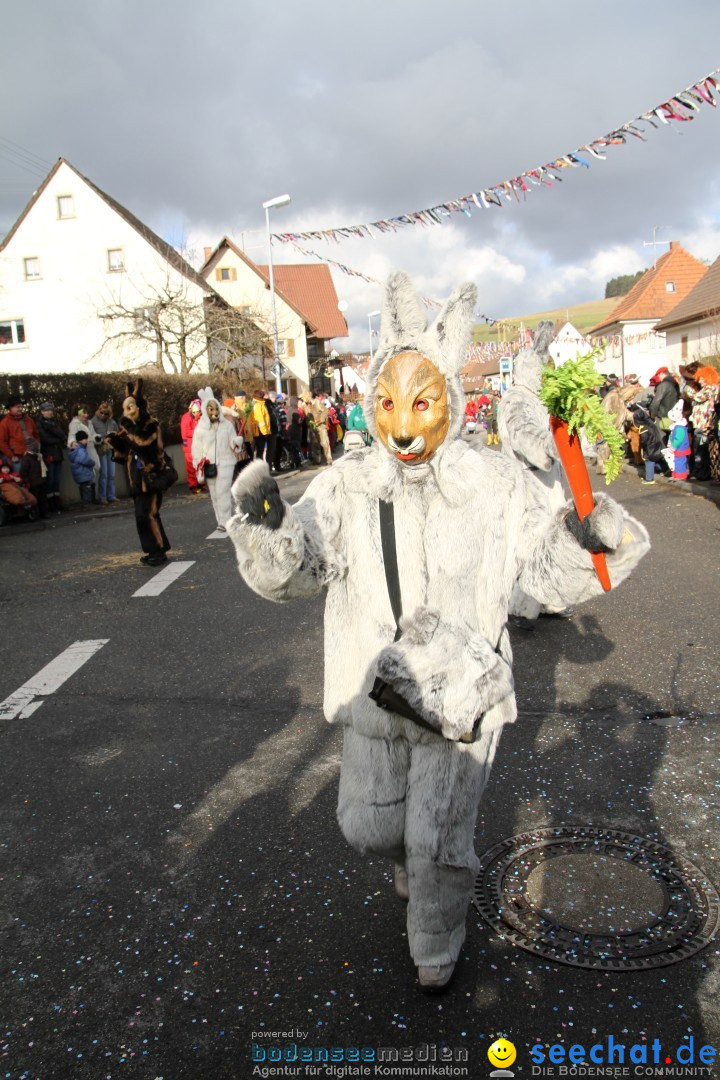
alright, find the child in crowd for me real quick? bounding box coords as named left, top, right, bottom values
left=286, top=412, right=304, bottom=467
left=0, top=462, right=37, bottom=512
left=667, top=399, right=691, bottom=480
left=631, top=404, right=668, bottom=485
left=67, top=430, right=96, bottom=509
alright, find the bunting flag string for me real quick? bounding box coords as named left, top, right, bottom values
left=272, top=67, right=720, bottom=244
left=288, top=240, right=501, bottom=323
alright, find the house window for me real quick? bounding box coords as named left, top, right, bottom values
left=665, top=281, right=675, bottom=293
left=0, top=319, right=26, bottom=346
left=133, top=307, right=156, bottom=332
left=24, top=257, right=40, bottom=280
left=286, top=338, right=295, bottom=358
left=57, top=195, right=74, bottom=218
left=216, top=267, right=236, bottom=282
left=681, top=335, right=688, bottom=359
left=107, top=248, right=125, bottom=272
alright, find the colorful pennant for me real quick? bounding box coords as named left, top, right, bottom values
left=272, top=68, right=720, bottom=244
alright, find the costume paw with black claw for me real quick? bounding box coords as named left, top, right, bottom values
left=564, top=492, right=624, bottom=554
left=231, top=460, right=285, bottom=530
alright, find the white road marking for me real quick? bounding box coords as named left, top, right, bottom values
left=132, top=560, right=195, bottom=597
left=206, top=528, right=227, bottom=539
left=0, top=639, right=109, bottom=722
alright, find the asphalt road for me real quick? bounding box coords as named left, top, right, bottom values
left=1, top=451, right=719, bottom=1080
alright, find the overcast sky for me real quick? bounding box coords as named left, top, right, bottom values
left=3, top=0, right=720, bottom=351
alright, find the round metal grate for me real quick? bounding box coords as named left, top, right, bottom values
left=474, top=826, right=720, bottom=970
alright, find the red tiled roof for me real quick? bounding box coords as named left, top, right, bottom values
left=257, top=263, right=348, bottom=341
left=589, top=243, right=708, bottom=335
left=461, top=358, right=500, bottom=384
left=202, top=238, right=317, bottom=331
left=655, top=251, right=720, bottom=331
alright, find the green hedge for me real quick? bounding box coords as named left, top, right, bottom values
left=0, top=372, right=264, bottom=444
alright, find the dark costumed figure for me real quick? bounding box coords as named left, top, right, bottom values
left=106, top=380, right=175, bottom=566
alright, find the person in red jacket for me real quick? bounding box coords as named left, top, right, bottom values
left=0, top=396, right=41, bottom=473
left=180, top=399, right=204, bottom=493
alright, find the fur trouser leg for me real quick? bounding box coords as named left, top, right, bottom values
left=336, top=727, right=408, bottom=863
left=207, top=469, right=234, bottom=527
left=336, top=725, right=501, bottom=967
left=404, top=727, right=500, bottom=967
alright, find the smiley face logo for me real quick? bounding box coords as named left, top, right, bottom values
left=488, top=1039, right=517, bottom=1070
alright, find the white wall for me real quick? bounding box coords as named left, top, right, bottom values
left=549, top=324, right=593, bottom=368
left=664, top=320, right=720, bottom=369
left=207, top=249, right=310, bottom=386
left=0, top=162, right=210, bottom=375
left=592, top=320, right=667, bottom=383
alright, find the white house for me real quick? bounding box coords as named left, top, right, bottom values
left=549, top=321, right=593, bottom=367
left=588, top=242, right=707, bottom=382
left=201, top=238, right=348, bottom=395
left=0, top=158, right=216, bottom=375
left=654, top=251, right=720, bottom=368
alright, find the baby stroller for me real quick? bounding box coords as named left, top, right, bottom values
left=0, top=473, right=39, bottom=525
left=343, top=428, right=370, bottom=452
left=465, top=417, right=477, bottom=435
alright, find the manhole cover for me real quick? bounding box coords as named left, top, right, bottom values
left=474, top=826, right=720, bottom=970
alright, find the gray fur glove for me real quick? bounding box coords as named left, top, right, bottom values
left=564, top=491, right=624, bottom=553
left=375, top=607, right=514, bottom=742
left=231, top=460, right=284, bottom=529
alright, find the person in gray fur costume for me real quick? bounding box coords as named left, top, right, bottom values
left=227, top=272, right=650, bottom=992
left=497, top=321, right=569, bottom=624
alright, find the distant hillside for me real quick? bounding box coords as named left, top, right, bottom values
left=472, top=298, right=618, bottom=344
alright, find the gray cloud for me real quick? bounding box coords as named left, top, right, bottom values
left=2, top=0, right=720, bottom=350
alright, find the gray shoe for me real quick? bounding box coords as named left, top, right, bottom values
left=394, top=864, right=409, bottom=901
left=417, top=962, right=456, bottom=992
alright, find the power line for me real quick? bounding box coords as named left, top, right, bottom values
left=0, top=135, right=53, bottom=171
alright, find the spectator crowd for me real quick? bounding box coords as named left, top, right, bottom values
left=592, top=363, right=720, bottom=486
left=2, top=360, right=718, bottom=529
left=0, top=386, right=357, bottom=526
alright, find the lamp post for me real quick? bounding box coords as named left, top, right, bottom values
left=262, top=193, right=291, bottom=393
left=368, top=310, right=381, bottom=362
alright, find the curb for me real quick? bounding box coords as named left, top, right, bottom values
left=620, top=461, right=720, bottom=505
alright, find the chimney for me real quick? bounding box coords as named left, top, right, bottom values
left=669, top=241, right=679, bottom=250
left=203, top=246, right=212, bottom=263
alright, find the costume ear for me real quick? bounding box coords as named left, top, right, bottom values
left=533, top=320, right=555, bottom=358
left=380, top=271, right=428, bottom=346
left=427, top=281, right=477, bottom=375
left=198, top=386, right=213, bottom=408
left=135, top=378, right=144, bottom=398
left=126, top=381, right=135, bottom=398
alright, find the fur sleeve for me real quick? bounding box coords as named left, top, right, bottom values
left=517, top=483, right=650, bottom=608
left=227, top=464, right=346, bottom=602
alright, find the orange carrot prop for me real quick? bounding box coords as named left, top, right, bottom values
left=550, top=415, right=612, bottom=592
left=540, top=350, right=624, bottom=593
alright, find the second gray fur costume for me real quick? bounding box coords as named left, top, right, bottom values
left=228, top=274, right=650, bottom=971
left=497, top=321, right=568, bottom=619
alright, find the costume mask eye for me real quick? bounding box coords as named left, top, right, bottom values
left=381, top=398, right=394, bottom=412
left=415, top=399, right=429, bottom=412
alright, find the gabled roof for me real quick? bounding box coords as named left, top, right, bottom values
left=201, top=237, right=318, bottom=332
left=589, top=242, right=707, bottom=335
left=256, top=264, right=348, bottom=340
left=0, top=158, right=212, bottom=293
left=655, top=251, right=720, bottom=331
left=461, top=357, right=500, bottom=385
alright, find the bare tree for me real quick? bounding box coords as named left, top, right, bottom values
left=95, top=272, right=271, bottom=377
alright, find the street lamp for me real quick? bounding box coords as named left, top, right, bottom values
left=262, top=193, right=291, bottom=393
left=368, top=310, right=381, bottom=362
